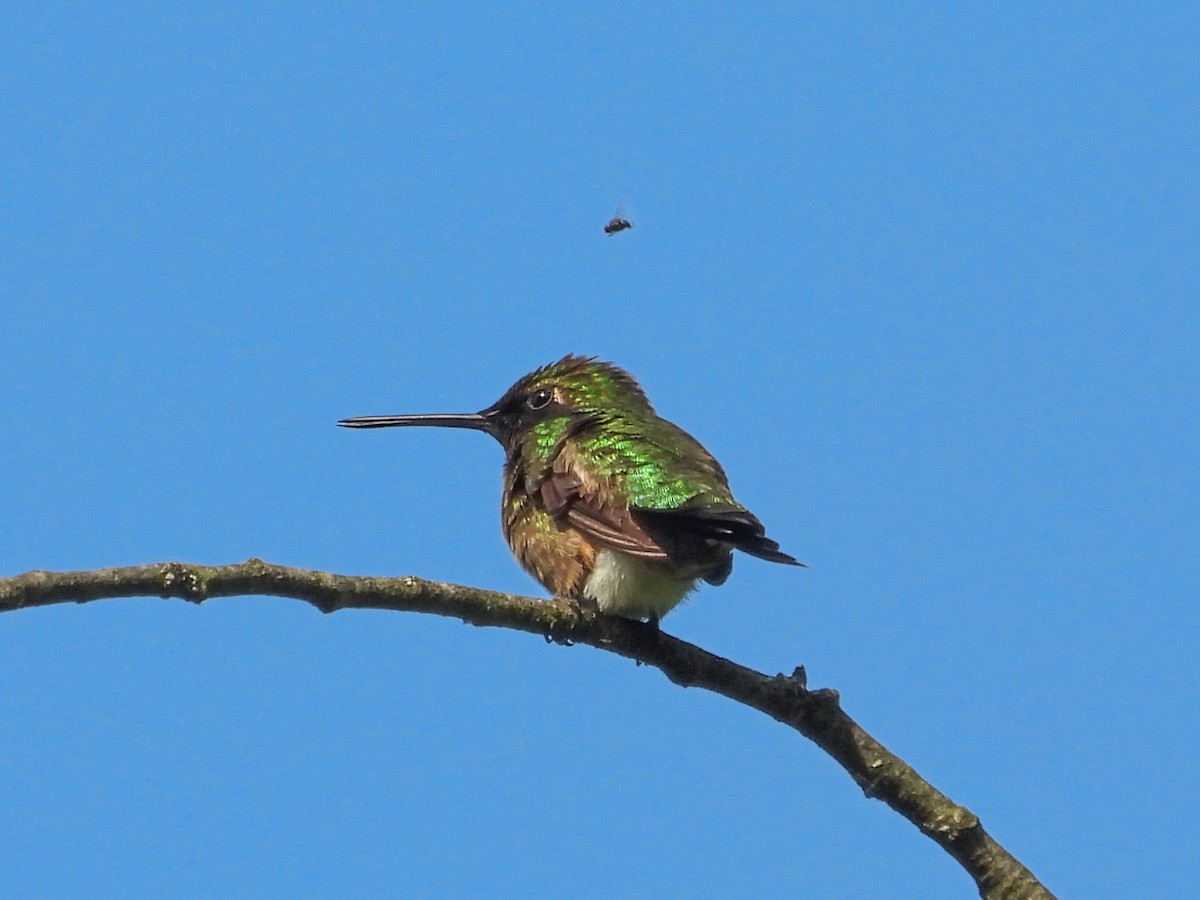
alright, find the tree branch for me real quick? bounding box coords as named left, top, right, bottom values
left=0, top=559, right=1053, bottom=899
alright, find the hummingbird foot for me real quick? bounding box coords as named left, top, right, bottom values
left=543, top=594, right=595, bottom=646
left=557, top=594, right=598, bottom=617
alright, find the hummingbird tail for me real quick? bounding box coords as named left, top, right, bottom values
left=634, top=504, right=805, bottom=568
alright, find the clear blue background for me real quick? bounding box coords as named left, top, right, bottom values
left=2, top=3, right=1196, bottom=897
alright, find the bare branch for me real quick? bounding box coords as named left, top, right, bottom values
left=0, top=559, right=1054, bottom=899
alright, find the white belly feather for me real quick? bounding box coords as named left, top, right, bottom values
left=582, top=550, right=697, bottom=621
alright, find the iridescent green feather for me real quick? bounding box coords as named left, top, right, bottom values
left=520, top=355, right=654, bottom=413
left=577, top=412, right=739, bottom=511
left=514, top=356, right=748, bottom=515
left=519, top=413, right=738, bottom=514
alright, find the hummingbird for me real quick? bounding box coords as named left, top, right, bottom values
left=338, top=355, right=801, bottom=623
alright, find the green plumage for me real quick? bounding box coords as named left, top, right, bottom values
left=513, top=357, right=728, bottom=498
left=550, top=412, right=733, bottom=511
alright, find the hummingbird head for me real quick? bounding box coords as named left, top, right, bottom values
left=337, top=355, right=654, bottom=451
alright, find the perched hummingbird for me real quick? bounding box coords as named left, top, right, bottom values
left=338, top=355, right=801, bottom=623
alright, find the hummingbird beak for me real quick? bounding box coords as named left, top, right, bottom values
left=337, top=411, right=500, bottom=437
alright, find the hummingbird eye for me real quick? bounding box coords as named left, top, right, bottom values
left=527, top=387, right=553, bottom=411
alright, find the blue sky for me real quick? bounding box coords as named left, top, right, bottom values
left=2, top=3, right=1197, bottom=897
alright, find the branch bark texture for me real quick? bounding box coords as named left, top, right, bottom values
left=0, top=559, right=1054, bottom=900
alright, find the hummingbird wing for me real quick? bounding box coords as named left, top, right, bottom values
left=538, top=466, right=672, bottom=560
left=535, top=414, right=802, bottom=568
